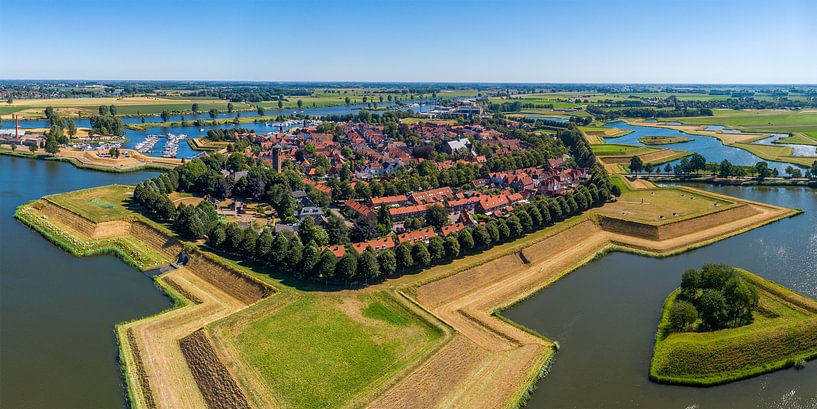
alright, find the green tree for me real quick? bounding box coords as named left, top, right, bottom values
left=301, top=244, right=320, bottom=276
left=336, top=251, right=358, bottom=281
left=358, top=249, right=380, bottom=280
left=444, top=235, right=460, bottom=258
left=44, top=136, right=60, bottom=155
left=67, top=118, right=77, bottom=137
left=299, top=216, right=329, bottom=246
left=377, top=249, right=397, bottom=276
left=207, top=224, right=226, bottom=247
left=192, top=103, right=200, bottom=113
left=718, top=160, right=733, bottom=178
left=458, top=228, right=474, bottom=250
left=411, top=242, right=431, bottom=266
left=256, top=230, right=273, bottom=259
left=680, top=268, right=701, bottom=299
left=277, top=99, right=283, bottom=109
left=395, top=243, right=414, bottom=270
left=314, top=250, right=337, bottom=280
left=297, top=100, right=303, bottom=109
left=256, top=105, right=265, bottom=116
left=208, top=109, right=219, bottom=119
left=698, top=289, right=728, bottom=330
left=425, top=204, right=449, bottom=229
left=325, top=215, right=350, bottom=245
left=629, top=156, right=644, bottom=174
left=270, top=233, right=290, bottom=264
left=160, top=110, right=171, bottom=122
left=669, top=300, right=698, bottom=332
left=427, top=237, right=446, bottom=261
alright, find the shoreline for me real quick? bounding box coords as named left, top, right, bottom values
left=622, top=119, right=817, bottom=168
left=0, top=148, right=177, bottom=173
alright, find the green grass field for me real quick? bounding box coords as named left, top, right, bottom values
left=596, top=187, right=733, bottom=224
left=667, top=109, right=817, bottom=143
left=651, top=270, right=817, bottom=385
left=46, top=184, right=135, bottom=222
left=639, top=136, right=692, bottom=145
left=590, top=144, right=657, bottom=156
left=233, top=293, right=442, bottom=409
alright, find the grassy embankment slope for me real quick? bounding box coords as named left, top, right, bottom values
left=651, top=270, right=817, bottom=385
left=1, top=96, right=250, bottom=119
left=639, top=135, right=692, bottom=145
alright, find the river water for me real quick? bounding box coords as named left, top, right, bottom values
left=0, top=157, right=171, bottom=408
left=603, top=121, right=803, bottom=173
left=506, top=185, right=817, bottom=408
left=3, top=101, right=437, bottom=159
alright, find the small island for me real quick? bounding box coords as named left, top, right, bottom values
left=650, top=264, right=817, bottom=385
left=639, top=135, right=692, bottom=145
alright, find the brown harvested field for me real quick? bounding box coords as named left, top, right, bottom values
left=119, top=265, right=262, bottom=409
left=179, top=329, right=251, bottom=409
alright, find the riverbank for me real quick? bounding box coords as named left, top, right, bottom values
left=624, top=119, right=817, bottom=168
left=651, top=269, right=817, bottom=385
left=0, top=147, right=179, bottom=173
left=625, top=174, right=817, bottom=188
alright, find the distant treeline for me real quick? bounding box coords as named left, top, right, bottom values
left=488, top=101, right=554, bottom=112
left=588, top=106, right=713, bottom=119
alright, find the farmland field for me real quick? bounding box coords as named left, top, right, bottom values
left=231, top=293, right=443, bottom=409
left=2, top=96, right=250, bottom=118
left=666, top=109, right=817, bottom=143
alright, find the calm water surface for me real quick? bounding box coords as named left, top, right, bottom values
left=0, top=157, right=172, bottom=408
left=604, top=121, right=801, bottom=172
left=506, top=185, right=817, bottom=408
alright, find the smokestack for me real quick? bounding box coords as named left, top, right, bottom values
left=15, top=115, right=19, bottom=139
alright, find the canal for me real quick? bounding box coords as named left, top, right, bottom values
left=506, top=185, right=817, bottom=408
left=0, top=157, right=172, bottom=408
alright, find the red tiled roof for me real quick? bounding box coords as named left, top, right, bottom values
left=389, top=204, right=427, bottom=217
left=410, top=186, right=454, bottom=205
left=345, top=200, right=374, bottom=219
left=441, top=223, right=465, bottom=237
left=397, top=227, right=437, bottom=244
left=370, top=195, right=408, bottom=206
left=351, top=236, right=395, bottom=254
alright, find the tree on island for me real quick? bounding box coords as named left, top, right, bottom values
left=208, top=109, right=219, bottom=119
left=671, top=264, right=759, bottom=332
left=257, top=105, right=265, bottom=116
left=160, top=110, right=171, bottom=122
left=227, top=102, right=234, bottom=113
left=629, top=156, right=643, bottom=174
left=192, top=103, right=200, bottom=113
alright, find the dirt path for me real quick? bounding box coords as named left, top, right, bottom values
left=120, top=267, right=249, bottom=409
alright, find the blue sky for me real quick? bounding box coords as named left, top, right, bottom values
left=3, top=0, right=815, bottom=83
